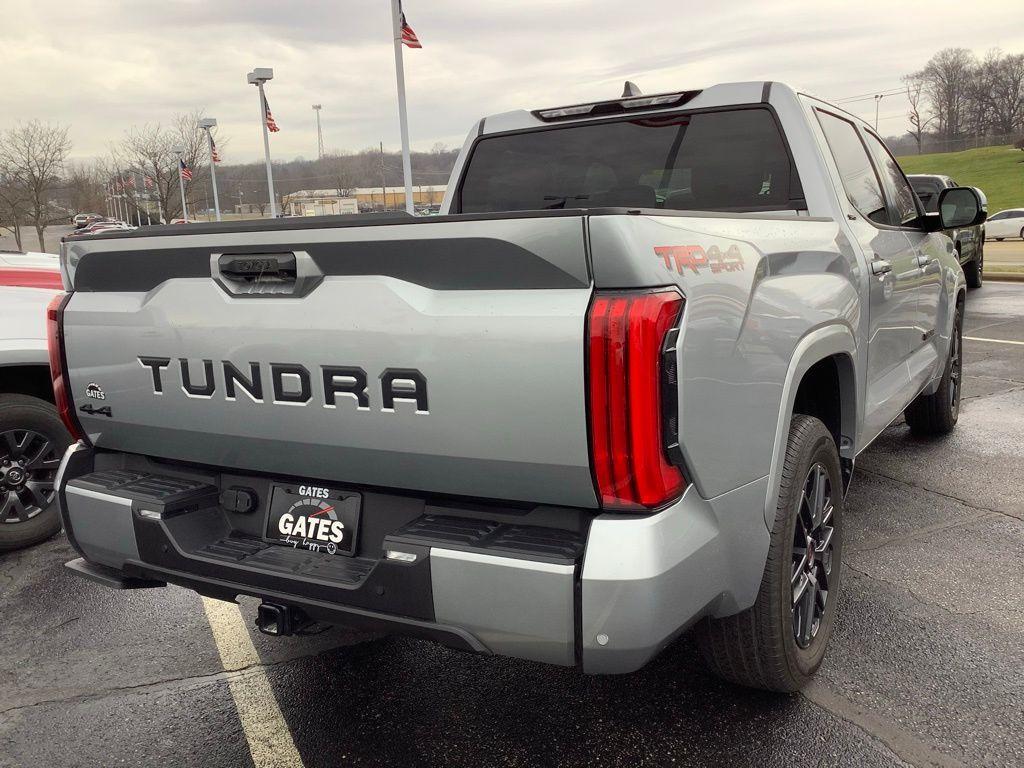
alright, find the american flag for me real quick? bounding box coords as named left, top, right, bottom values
left=210, top=136, right=221, bottom=163
left=179, top=158, right=193, bottom=181
left=400, top=11, right=421, bottom=48
left=144, top=175, right=154, bottom=190
left=124, top=175, right=136, bottom=189
left=263, top=93, right=280, bottom=132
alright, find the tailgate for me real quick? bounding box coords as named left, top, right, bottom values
left=61, top=215, right=597, bottom=507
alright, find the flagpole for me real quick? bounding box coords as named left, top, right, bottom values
left=200, top=119, right=222, bottom=222
left=130, top=174, right=142, bottom=227
left=390, top=0, right=415, bottom=215
left=174, top=148, right=189, bottom=222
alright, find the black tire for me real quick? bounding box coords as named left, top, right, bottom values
left=0, top=395, right=71, bottom=552
left=964, top=246, right=983, bottom=290
left=695, top=414, right=843, bottom=692
left=904, top=303, right=962, bottom=437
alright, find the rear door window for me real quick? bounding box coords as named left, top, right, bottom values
left=457, top=108, right=803, bottom=213
left=863, top=132, right=920, bottom=225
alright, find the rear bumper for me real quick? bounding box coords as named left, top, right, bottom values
left=57, top=442, right=769, bottom=674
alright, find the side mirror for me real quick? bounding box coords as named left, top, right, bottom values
left=937, top=186, right=987, bottom=228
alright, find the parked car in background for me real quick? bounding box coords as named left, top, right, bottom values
left=985, top=208, right=1024, bottom=241
left=78, top=221, right=134, bottom=236
left=908, top=174, right=985, bottom=288
left=0, top=254, right=71, bottom=551
left=71, top=213, right=102, bottom=228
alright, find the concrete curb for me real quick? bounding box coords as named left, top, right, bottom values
left=986, top=272, right=1024, bottom=283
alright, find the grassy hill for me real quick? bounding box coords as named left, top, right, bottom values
left=897, top=145, right=1024, bottom=215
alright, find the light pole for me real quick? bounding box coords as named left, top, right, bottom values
left=312, top=104, right=324, bottom=159
left=172, top=145, right=189, bottom=222
left=199, top=118, right=222, bottom=222
left=247, top=68, right=277, bottom=217
left=874, top=94, right=883, bottom=132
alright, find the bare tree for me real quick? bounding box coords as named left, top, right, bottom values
left=0, top=120, right=72, bottom=250
left=918, top=48, right=976, bottom=140
left=983, top=51, right=1024, bottom=136
left=0, top=169, right=30, bottom=250
left=903, top=74, right=934, bottom=154
left=64, top=161, right=106, bottom=217
left=112, top=110, right=216, bottom=223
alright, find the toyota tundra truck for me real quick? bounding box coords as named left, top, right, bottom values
left=52, top=82, right=984, bottom=692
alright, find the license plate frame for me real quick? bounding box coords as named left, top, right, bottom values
left=264, top=483, right=361, bottom=556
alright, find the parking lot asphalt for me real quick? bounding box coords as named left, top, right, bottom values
left=1, top=283, right=1022, bottom=768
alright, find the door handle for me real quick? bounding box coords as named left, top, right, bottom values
left=870, top=259, right=892, bottom=276
left=915, top=254, right=933, bottom=268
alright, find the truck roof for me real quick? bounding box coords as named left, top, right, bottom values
left=477, top=81, right=867, bottom=136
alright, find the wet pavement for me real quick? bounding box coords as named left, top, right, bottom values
left=1, top=283, right=1022, bottom=768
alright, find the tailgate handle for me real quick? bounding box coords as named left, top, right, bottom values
left=212, top=251, right=322, bottom=298
left=218, top=253, right=296, bottom=282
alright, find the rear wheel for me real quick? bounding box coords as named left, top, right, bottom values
left=904, top=303, right=962, bottom=436
left=695, top=414, right=843, bottom=692
left=0, top=395, right=70, bottom=552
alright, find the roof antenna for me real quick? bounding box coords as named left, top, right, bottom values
left=622, top=81, right=642, bottom=97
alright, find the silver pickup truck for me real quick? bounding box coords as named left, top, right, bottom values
left=54, top=82, right=984, bottom=692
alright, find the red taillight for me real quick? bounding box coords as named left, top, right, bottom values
left=587, top=289, right=685, bottom=510
left=0, top=267, right=62, bottom=290
left=46, top=293, right=86, bottom=443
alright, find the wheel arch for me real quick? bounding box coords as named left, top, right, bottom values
left=764, top=324, right=857, bottom=529
left=0, top=364, right=54, bottom=404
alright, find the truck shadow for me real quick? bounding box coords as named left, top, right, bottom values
left=265, top=632, right=827, bottom=768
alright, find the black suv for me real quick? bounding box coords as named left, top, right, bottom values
left=909, top=174, right=985, bottom=288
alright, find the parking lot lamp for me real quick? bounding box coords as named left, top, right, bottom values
left=247, top=68, right=277, bottom=217
left=173, top=146, right=189, bottom=222
left=199, top=118, right=221, bottom=222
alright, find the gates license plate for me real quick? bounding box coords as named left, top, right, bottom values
left=265, top=483, right=361, bottom=556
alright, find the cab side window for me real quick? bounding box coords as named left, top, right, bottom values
left=863, top=132, right=920, bottom=226
left=816, top=110, right=888, bottom=226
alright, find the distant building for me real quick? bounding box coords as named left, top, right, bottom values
left=282, top=190, right=359, bottom=217
left=282, top=186, right=447, bottom=216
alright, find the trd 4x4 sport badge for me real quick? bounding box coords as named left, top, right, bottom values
left=655, top=244, right=745, bottom=275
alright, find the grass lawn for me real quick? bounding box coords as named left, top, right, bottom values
left=898, top=145, right=1024, bottom=215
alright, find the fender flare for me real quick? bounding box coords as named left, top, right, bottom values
left=763, top=323, right=857, bottom=529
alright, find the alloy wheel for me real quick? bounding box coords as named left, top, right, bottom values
left=0, top=430, right=62, bottom=524
left=791, top=463, right=835, bottom=649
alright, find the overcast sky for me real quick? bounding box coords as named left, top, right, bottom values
left=2, top=0, right=1022, bottom=164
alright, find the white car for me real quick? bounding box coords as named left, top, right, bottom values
left=0, top=249, right=69, bottom=551
left=0, top=250, right=61, bottom=288
left=985, top=208, right=1024, bottom=240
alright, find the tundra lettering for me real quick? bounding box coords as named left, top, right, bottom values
left=138, top=356, right=427, bottom=412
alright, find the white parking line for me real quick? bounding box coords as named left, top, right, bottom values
left=202, top=597, right=305, bottom=768
left=964, top=336, right=1024, bottom=347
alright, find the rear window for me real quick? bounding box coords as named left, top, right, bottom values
left=911, top=179, right=943, bottom=213
left=457, top=108, right=803, bottom=214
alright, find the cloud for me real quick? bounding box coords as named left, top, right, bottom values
left=0, top=0, right=1021, bottom=162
